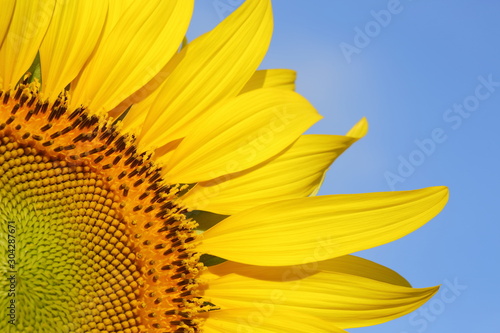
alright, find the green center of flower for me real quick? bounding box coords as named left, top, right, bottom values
left=0, top=81, right=208, bottom=333
left=0, top=138, right=140, bottom=332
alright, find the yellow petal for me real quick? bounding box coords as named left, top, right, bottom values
left=346, top=114, right=369, bottom=137
left=203, top=261, right=439, bottom=329
left=0, top=0, right=56, bottom=90
left=181, top=118, right=367, bottom=214
left=204, top=309, right=347, bottom=333
left=107, top=33, right=188, bottom=119
left=39, top=0, right=108, bottom=100
left=240, top=69, right=297, bottom=94
left=69, top=0, right=193, bottom=112
left=198, top=186, right=449, bottom=266
left=136, top=0, right=273, bottom=150
left=120, top=87, right=159, bottom=135
left=317, top=255, right=411, bottom=287
left=310, top=117, right=368, bottom=196
left=106, top=59, right=169, bottom=120
left=162, top=89, right=322, bottom=184
left=202, top=256, right=410, bottom=287
left=104, top=0, right=134, bottom=37
left=0, top=0, right=15, bottom=49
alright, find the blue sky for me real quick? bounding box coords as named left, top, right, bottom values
left=189, top=1, right=499, bottom=332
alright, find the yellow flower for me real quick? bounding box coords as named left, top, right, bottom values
left=0, top=1, right=448, bottom=332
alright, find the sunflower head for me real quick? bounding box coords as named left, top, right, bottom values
left=0, top=1, right=448, bottom=333
left=0, top=78, right=209, bottom=332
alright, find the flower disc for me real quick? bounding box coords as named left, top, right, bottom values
left=0, top=82, right=205, bottom=333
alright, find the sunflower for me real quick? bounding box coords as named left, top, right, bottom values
left=0, top=0, right=448, bottom=332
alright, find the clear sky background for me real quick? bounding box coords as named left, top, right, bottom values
left=188, top=1, right=499, bottom=332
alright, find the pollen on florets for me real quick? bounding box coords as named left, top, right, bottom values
left=0, top=78, right=210, bottom=333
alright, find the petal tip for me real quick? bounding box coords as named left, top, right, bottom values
left=346, top=117, right=369, bottom=138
